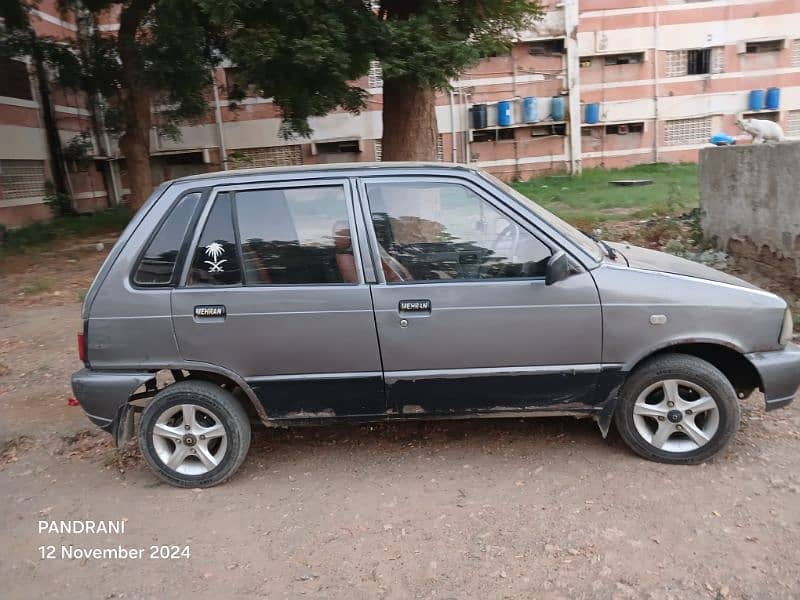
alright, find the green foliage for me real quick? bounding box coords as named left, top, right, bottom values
left=207, top=0, right=542, bottom=136
left=62, top=134, right=94, bottom=169
left=375, top=0, right=541, bottom=90
left=4, top=0, right=543, bottom=148
left=202, top=0, right=375, bottom=137
left=143, top=0, right=221, bottom=132
left=3, top=0, right=221, bottom=138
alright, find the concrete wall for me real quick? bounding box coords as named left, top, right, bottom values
left=700, top=140, right=800, bottom=279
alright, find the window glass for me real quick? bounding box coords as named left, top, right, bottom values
left=480, top=171, right=603, bottom=262
left=133, top=192, right=201, bottom=285
left=188, top=193, right=242, bottom=286
left=235, top=186, right=356, bottom=285
left=366, top=182, right=551, bottom=282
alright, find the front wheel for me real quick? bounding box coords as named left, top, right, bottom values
left=614, top=354, right=740, bottom=464
left=138, top=380, right=251, bottom=487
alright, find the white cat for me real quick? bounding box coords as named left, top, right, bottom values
left=736, top=118, right=785, bottom=143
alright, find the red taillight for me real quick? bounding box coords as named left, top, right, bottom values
left=77, top=333, right=87, bottom=363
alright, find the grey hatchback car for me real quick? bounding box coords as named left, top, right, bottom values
left=72, top=163, right=800, bottom=487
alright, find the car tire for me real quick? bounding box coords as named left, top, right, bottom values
left=613, top=353, right=740, bottom=464
left=138, top=380, right=251, bottom=488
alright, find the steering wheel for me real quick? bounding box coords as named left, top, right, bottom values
left=491, top=222, right=519, bottom=255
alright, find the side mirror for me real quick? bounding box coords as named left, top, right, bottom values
left=545, top=250, right=570, bottom=286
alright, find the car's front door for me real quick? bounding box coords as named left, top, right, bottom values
left=171, top=179, right=385, bottom=419
left=358, top=176, right=603, bottom=415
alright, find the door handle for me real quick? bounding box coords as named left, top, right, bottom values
left=193, top=305, right=226, bottom=322
left=399, top=299, right=431, bottom=313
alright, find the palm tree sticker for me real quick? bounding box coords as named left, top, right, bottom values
left=204, top=242, right=227, bottom=273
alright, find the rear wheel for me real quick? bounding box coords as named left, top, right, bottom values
left=138, top=380, right=251, bottom=487
left=614, top=354, right=740, bottom=464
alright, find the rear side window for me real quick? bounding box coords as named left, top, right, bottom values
left=234, top=186, right=356, bottom=285
left=188, top=193, right=242, bottom=286
left=133, top=192, right=202, bottom=286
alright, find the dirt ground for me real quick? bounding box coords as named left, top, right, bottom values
left=2, top=241, right=800, bottom=600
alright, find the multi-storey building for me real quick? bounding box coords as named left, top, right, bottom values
left=2, top=0, right=799, bottom=226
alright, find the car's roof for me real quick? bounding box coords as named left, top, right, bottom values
left=173, top=161, right=479, bottom=184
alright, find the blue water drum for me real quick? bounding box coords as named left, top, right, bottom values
left=584, top=102, right=600, bottom=124
left=765, top=87, right=781, bottom=110
left=748, top=89, right=766, bottom=111
left=497, top=100, right=513, bottom=126
left=550, top=96, right=565, bottom=121
left=522, top=96, right=538, bottom=123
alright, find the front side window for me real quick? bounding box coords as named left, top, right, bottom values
left=188, top=193, right=242, bottom=286
left=133, top=192, right=201, bottom=286
left=235, top=186, right=357, bottom=285
left=365, top=181, right=551, bottom=283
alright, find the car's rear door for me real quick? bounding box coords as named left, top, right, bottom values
left=171, top=178, right=386, bottom=419
left=356, top=175, right=603, bottom=415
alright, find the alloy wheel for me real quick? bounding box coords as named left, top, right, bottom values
left=632, top=379, right=720, bottom=453
left=151, top=404, right=228, bottom=475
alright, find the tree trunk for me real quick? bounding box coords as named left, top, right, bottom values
left=117, top=0, right=155, bottom=210
left=30, top=31, right=70, bottom=201
left=381, top=77, right=438, bottom=161
left=118, top=88, right=152, bottom=210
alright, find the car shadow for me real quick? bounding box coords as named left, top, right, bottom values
left=245, top=415, right=626, bottom=469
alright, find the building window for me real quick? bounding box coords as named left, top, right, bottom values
left=664, top=117, right=711, bottom=146
left=528, top=123, right=566, bottom=137
left=528, top=39, right=565, bottom=56
left=746, top=39, right=784, bottom=54
left=666, top=48, right=723, bottom=77
left=472, top=129, right=514, bottom=143
left=687, top=49, right=710, bottom=75
left=228, top=146, right=303, bottom=169
left=374, top=140, right=382, bottom=161
left=0, top=58, right=33, bottom=101
left=368, top=61, right=383, bottom=88
left=603, top=52, right=645, bottom=65
left=314, top=140, right=361, bottom=154
left=742, top=111, right=779, bottom=123
left=606, top=123, right=644, bottom=135
left=0, top=159, right=46, bottom=201
left=791, top=40, right=800, bottom=68
left=787, top=111, right=800, bottom=137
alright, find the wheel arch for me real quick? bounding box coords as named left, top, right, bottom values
left=627, top=342, right=762, bottom=399
left=597, top=341, right=761, bottom=438
left=123, top=364, right=268, bottom=444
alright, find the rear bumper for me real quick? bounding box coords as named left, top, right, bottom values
left=71, top=369, right=154, bottom=432
left=746, top=343, right=800, bottom=410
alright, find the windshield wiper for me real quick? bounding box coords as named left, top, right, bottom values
left=581, top=230, right=617, bottom=260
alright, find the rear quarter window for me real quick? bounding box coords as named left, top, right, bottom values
left=133, top=192, right=202, bottom=286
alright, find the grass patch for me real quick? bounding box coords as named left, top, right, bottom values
left=20, top=279, right=54, bottom=296
left=511, top=163, right=699, bottom=224
left=0, top=208, right=131, bottom=257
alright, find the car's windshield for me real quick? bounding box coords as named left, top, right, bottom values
left=480, top=172, right=604, bottom=263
